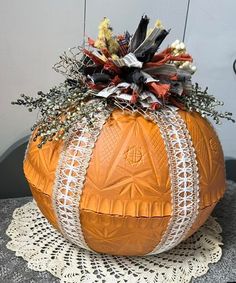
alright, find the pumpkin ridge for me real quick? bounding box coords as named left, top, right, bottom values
left=80, top=198, right=221, bottom=218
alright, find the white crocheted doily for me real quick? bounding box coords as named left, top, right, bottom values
left=6, top=201, right=223, bottom=283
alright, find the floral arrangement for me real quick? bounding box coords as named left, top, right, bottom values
left=12, top=16, right=234, bottom=148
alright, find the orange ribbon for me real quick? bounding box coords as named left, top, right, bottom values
left=144, top=48, right=193, bottom=68
left=147, top=82, right=170, bottom=98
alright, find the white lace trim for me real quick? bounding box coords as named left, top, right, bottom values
left=52, top=107, right=112, bottom=249
left=51, top=105, right=200, bottom=254
left=148, top=108, right=199, bottom=254
left=6, top=201, right=223, bottom=283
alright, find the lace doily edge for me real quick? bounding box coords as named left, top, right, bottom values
left=5, top=201, right=223, bottom=282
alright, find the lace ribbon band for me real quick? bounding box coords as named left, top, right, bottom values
left=148, top=108, right=200, bottom=254
left=52, top=106, right=112, bottom=249
left=52, top=107, right=200, bottom=254
left=6, top=201, right=223, bottom=283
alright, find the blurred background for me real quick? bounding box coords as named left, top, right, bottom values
left=0, top=0, right=235, bottom=159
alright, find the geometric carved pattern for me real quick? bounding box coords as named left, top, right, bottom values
left=124, top=145, right=144, bottom=167
left=51, top=104, right=200, bottom=254
left=6, top=200, right=223, bottom=283
left=148, top=108, right=200, bottom=254
left=99, top=122, right=122, bottom=164
left=52, top=106, right=112, bottom=250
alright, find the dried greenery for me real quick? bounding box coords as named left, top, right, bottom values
left=12, top=79, right=109, bottom=148
left=12, top=17, right=234, bottom=147
left=12, top=77, right=234, bottom=148
left=179, top=83, right=235, bottom=124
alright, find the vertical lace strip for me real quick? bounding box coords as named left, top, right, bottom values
left=148, top=108, right=200, bottom=255
left=6, top=200, right=224, bottom=283
left=52, top=105, right=112, bottom=250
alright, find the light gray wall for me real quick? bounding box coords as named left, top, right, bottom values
left=0, top=0, right=83, bottom=155
left=0, top=0, right=235, bottom=157
left=185, top=0, right=236, bottom=158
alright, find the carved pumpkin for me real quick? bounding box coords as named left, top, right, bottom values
left=23, top=108, right=225, bottom=256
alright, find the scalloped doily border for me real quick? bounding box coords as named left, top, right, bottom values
left=6, top=201, right=223, bottom=283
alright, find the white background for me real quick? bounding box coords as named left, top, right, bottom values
left=0, top=0, right=235, bottom=157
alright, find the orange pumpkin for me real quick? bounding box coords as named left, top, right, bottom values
left=24, top=108, right=225, bottom=256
